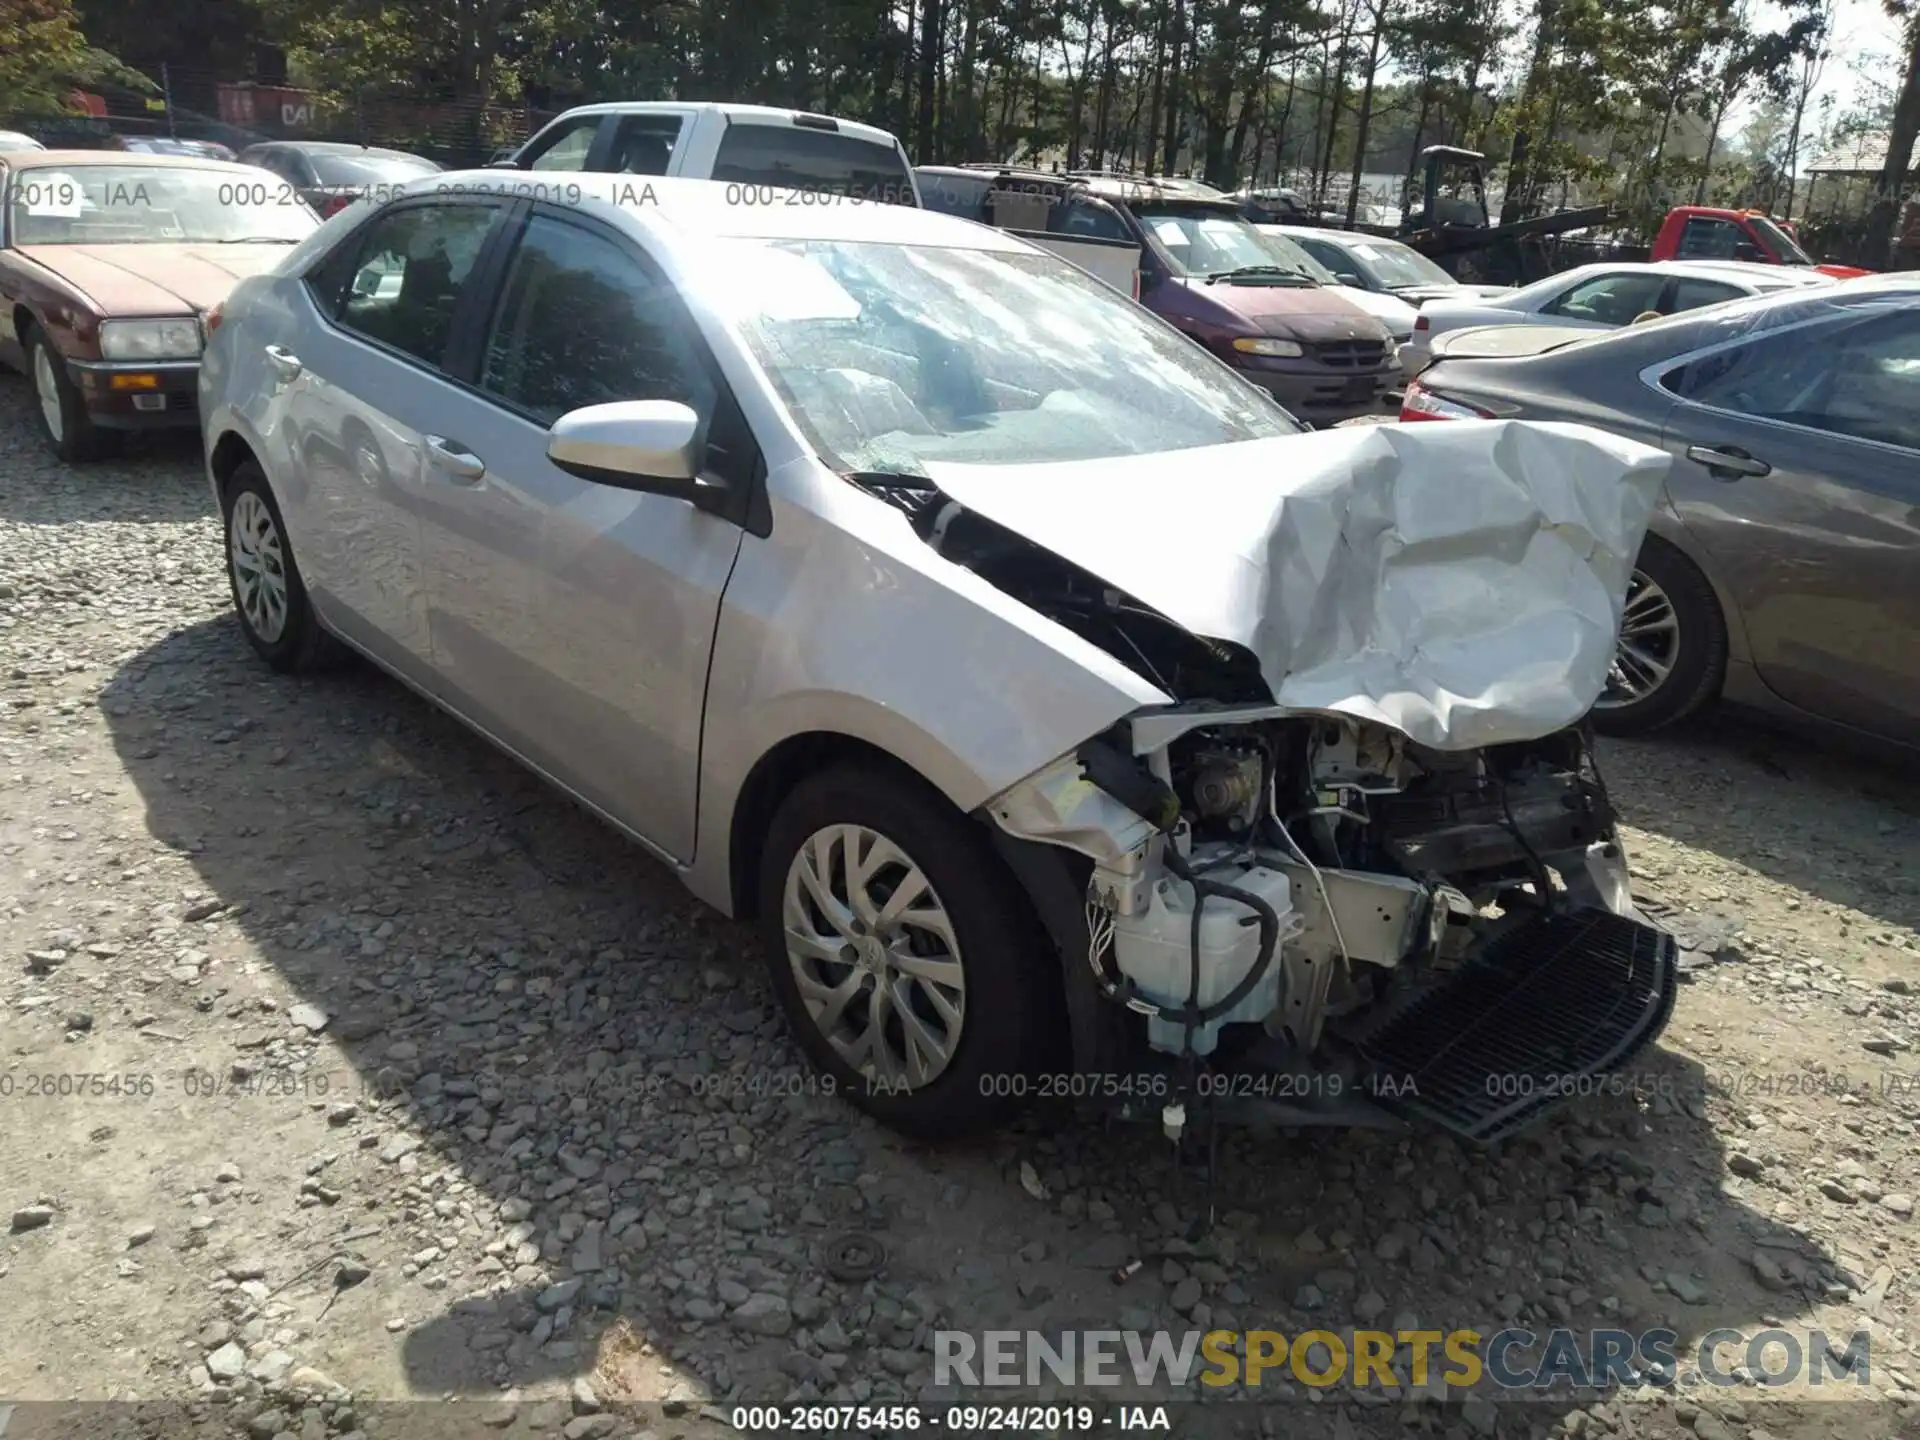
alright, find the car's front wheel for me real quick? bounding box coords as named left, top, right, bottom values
left=26, top=326, right=112, bottom=463
left=222, top=461, right=341, bottom=673
left=757, top=765, right=1052, bottom=1137
left=1591, top=535, right=1727, bottom=735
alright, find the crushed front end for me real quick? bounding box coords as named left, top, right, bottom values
left=988, top=706, right=1676, bottom=1144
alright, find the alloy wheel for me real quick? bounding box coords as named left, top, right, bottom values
left=1598, top=568, right=1679, bottom=708
left=781, top=824, right=966, bottom=1090
left=32, top=345, right=64, bottom=444
left=228, top=490, right=290, bottom=644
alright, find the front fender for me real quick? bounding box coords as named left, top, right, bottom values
left=682, top=461, right=1168, bottom=913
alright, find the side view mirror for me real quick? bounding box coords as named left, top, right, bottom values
left=1732, top=243, right=1762, bottom=263
left=1336, top=271, right=1364, bottom=286
left=547, top=400, right=744, bottom=517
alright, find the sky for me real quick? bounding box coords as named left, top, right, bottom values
left=1780, top=0, right=1907, bottom=113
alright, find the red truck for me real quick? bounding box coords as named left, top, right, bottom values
left=1649, top=206, right=1873, bottom=278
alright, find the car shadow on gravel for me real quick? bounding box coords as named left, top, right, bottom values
left=1599, top=707, right=1920, bottom=942
left=0, top=375, right=210, bottom=526
left=98, top=615, right=1869, bottom=1436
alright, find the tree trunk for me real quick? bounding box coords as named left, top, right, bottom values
left=956, top=0, right=979, bottom=157
left=1344, top=0, right=1383, bottom=228
left=915, top=0, right=941, bottom=161
left=1092, top=14, right=1120, bottom=165
left=1145, top=3, right=1167, bottom=172
left=1695, top=90, right=1734, bottom=205
left=1162, top=0, right=1188, bottom=174
left=1403, top=77, right=1432, bottom=212
left=1315, top=7, right=1354, bottom=209
left=1863, top=21, right=1920, bottom=265
left=1501, top=0, right=1562, bottom=223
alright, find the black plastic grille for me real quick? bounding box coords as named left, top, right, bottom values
left=1357, top=908, right=1678, bottom=1145
left=1313, top=339, right=1390, bottom=369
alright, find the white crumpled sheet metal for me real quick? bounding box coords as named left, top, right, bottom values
left=924, top=419, right=1672, bottom=750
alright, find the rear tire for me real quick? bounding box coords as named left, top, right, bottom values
left=1591, top=535, right=1727, bottom=735
left=757, top=764, right=1053, bottom=1138
left=221, top=461, right=342, bottom=673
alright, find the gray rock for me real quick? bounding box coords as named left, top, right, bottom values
left=247, top=1409, right=289, bottom=1439
left=731, top=1293, right=793, bottom=1337
left=1667, top=1272, right=1709, bottom=1305
left=10, top=1204, right=54, bottom=1232
left=1170, top=1277, right=1203, bottom=1312
left=1881, top=1193, right=1913, bottom=1218
left=1727, top=1153, right=1765, bottom=1178
left=570, top=1377, right=600, bottom=1414
left=1461, top=1393, right=1499, bottom=1435
left=206, top=1342, right=247, bottom=1381
left=288, top=1002, right=330, bottom=1032
left=562, top=1418, right=618, bottom=1440
left=536, top=1278, right=584, bottom=1313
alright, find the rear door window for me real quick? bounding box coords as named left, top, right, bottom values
left=1541, top=272, right=1668, bottom=325
left=326, top=202, right=506, bottom=371
left=1048, top=195, right=1132, bottom=243
left=1675, top=216, right=1742, bottom=260
left=606, top=115, right=682, bottom=175
left=918, top=172, right=989, bottom=221
left=710, top=123, right=913, bottom=204
left=1666, top=277, right=1745, bottom=314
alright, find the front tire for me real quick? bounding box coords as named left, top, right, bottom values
left=26, top=326, right=113, bottom=463
left=221, top=461, right=341, bottom=673
left=1591, top=535, right=1727, bottom=735
left=757, top=765, right=1052, bottom=1137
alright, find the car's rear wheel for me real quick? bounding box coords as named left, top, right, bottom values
left=757, top=765, right=1051, bottom=1137
left=26, top=326, right=112, bottom=463
left=1591, top=535, right=1727, bottom=735
left=222, top=461, right=341, bottom=673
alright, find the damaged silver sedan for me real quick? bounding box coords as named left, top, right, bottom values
left=200, top=173, right=1680, bottom=1145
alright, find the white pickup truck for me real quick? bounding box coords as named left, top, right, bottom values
left=495, top=112, right=1141, bottom=298
left=916, top=165, right=1144, bottom=297
left=498, top=102, right=921, bottom=206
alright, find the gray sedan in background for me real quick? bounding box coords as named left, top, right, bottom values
left=1401, top=276, right=1920, bottom=745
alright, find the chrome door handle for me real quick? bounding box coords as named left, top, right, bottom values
left=424, top=435, right=486, bottom=482
left=263, top=345, right=302, bottom=381
left=1685, top=444, right=1771, bottom=479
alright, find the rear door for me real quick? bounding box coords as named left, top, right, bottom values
left=275, top=196, right=514, bottom=682
left=1656, top=304, right=1920, bottom=738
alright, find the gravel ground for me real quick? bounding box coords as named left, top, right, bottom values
left=2, top=371, right=1918, bottom=1440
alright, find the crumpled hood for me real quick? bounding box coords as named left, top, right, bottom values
left=922, top=420, right=1672, bottom=750
left=17, top=243, right=292, bottom=315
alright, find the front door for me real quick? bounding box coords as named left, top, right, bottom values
left=417, top=207, right=755, bottom=858
left=1657, top=304, right=1920, bottom=739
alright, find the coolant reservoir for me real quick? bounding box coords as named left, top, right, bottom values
left=1110, top=865, right=1296, bottom=1056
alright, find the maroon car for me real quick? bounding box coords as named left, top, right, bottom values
left=0, top=150, right=318, bottom=460
left=1080, top=176, right=1398, bottom=424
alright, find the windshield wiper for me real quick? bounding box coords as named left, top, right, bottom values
left=843, top=468, right=936, bottom=491
left=1205, top=265, right=1313, bottom=286
left=215, top=236, right=302, bottom=244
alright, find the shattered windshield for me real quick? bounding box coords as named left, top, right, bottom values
left=713, top=237, right=1302, bottom=474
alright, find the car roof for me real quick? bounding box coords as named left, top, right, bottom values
left=916, top=164, right=1081, bottom=187
left=257, top=142, right=428, bottom=159
left=0, top=149, right=267, bottom=175
left=1280, top=226, right=1411, bottom=249
left=543, top=102, right=903, bottom=149
left=401, top=171, right=1025, bottom=250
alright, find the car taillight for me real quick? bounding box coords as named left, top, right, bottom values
left=1413, top=313, right=1429, bottom=332
left=204, top=303, right=224, bottom=335
left=1131, top=270, right=1141, bottom=302
left=322, top=194, right=353, bottom=218
left=1399, top=379, right=1494, bottom=422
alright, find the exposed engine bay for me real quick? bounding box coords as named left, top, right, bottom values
left=862, top=473, right=1680, bottom=1145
